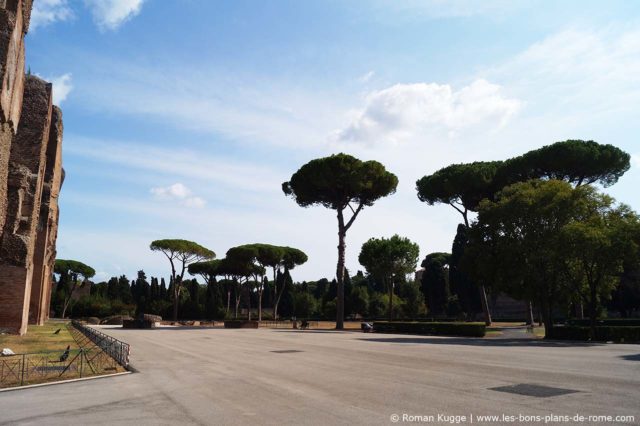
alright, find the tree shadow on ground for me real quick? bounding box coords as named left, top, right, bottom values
left=269, top=329, right=359, bottom=333
left=108, top=326, right=220, bottom=331
left=620, top=353, right=640, bottom=361
left=357, top=336, right=604, bottom=348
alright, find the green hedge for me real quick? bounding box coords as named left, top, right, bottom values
left=546, top=326, right=640, bottom=343
left=373, top=321, right=486, bottom=337
left=224, top=320, right=259, bottom=329
left=566, top=319, right=640, bottom=327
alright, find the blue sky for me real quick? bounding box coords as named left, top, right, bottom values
left=27, top=0, right=640, bottom=283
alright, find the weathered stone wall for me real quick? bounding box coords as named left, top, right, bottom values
left=0, top=76, right=52, bottom=334
left=0, top=0, right=64, bottom=335
left=0, top=0, right=27, bottom=235
left=30, top=106, right=63, bottom=325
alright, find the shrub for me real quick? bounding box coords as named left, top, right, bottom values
left=323, top=299, right=337, bottom=319
left=566, top=319, right=640, bottom=327
left=224, top=320, right=259, bottom=329
left=293, top=293, right=317, bottom=318
left=368, top=293, right=386, bottom=318
left=373, top=321, right=486, bottom=337
left=101, top=315, right=133, bottom=325
left=349, top=286, right=369, bottom=317
left=546, top=326, right=640, bottom=342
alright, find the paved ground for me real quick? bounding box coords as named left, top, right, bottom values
left=1, top=327, right=639, bottom=425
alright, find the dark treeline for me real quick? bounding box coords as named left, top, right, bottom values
left=57, top=268, right=430, bottom=321
left=57, top=251, right=639, bottom=323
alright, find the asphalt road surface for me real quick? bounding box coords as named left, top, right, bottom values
left=1, top=327, right=638, bottom=425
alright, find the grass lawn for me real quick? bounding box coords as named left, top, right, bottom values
left=0, top=320, right=77, bottom=355
left=1, top=321, right=127, bottom=389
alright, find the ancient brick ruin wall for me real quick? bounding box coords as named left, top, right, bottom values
left=30, top=106, right=63, bottom=325
left=0, top=0, right=28, bottom=234
left=0, top=0, right=63, bottom=335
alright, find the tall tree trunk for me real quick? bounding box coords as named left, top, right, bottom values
left=480, top=285, right=491, bottom=325
left=234, top=283, right=241, bottom=319
left=387, top=278, right=394, bottom=321
left=226, top=290, right=231, bottom=316
left=273, top=268, right=285, bottom=320
left=246, top=282, right=251, bottom=321
left=541, top=307, right=553, bottom=335
left=589, top=284, right=597, bottom=340
left=540, top=295, right=554, bottom=337
left=61, top=280, right=78, bottom=319
left=172, top=286, right=179, bottom=321
left=258, top=289, right=263, bottom=322
left=537, top=306, right=543, bottom=327
left=460, top=218, right=492, bottom=325
left=170, top=260, right=178, bottom=321
left=336, top=218, right=346, bottom=330
left=61, top=293, right=73, bottom=319
left=526, top=301, right=534, bottom=326
left=577, top=302, right=584, bottom=319
left=272, top=268, right=278, bottom=319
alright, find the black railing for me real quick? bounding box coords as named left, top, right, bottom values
left=0, top=346, right=120, bottom=388
left=0, top=322, right=131, bottom=389
left=260, top=320, right=319, bottom=329
left=70, top=321, right=130, bottom=367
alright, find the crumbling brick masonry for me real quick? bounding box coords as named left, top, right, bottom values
left=0, top=0, right=64, bottom=335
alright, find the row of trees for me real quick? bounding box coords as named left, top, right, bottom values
left=465, top=180, right=639, bottom=337
left=149, top=240, right=309, bottom=321
left=51, top=259, right=96, bottom=318
left=54, top=250, right=639, bottom=325
left=54, top=265, right=432, bottom=321
left=281, top=139, right=637, bottom=330
left=52, top=139, right=638, bottom=333
left=53, top=238, right=423, bottom=322
left=413, top=140, right=637, bottom=336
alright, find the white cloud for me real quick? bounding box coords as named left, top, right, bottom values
left=487, top=28, right=640, bottom=119
left=369, top=0, right=526, bottom=20
left=337, top=79, right=521, bottom=144
left=632, top=154, right=640, bottom=168
left=50, top=73, right=73, bottom=104
left=150, top=183, right=206, bottom=208
left=70, top=58, right=346, bottom=149
left=358, top=70, right=375, bottom=83
left=30, top=0, right=73, bottom=30
left=85, top=0, right=145, bottom=31
left=151, top=183, right=191, bottom=199
left=54, top=23, right=640, bottom=282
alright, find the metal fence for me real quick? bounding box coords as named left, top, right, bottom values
left=0, top=345, right=120, bottom=388
left=0, top=322, right=131, bottom=389
left=260, top=320, right=319, bottom=329
left=70, top=320, right=130, bottom=367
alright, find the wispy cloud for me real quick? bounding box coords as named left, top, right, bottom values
left=150, top=183, right=205, bottom=208
left=487, top=27, right=640, bottom=119
left=64, top=136, right=283, bottom=195
left=53, top=17, right=640, bottom=282
left=69, top=59, right=347, bottom=149
left=358, top=70, right=375, bottom=83
left=84, top=0, right=145, bottom=31
left=337, top=79, right=521, bottom=144
left=30, top=0, right=73, bottom=31
left=50, top=73, right=73, bottom=104
left=368, top=0, right=528, bottom=20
